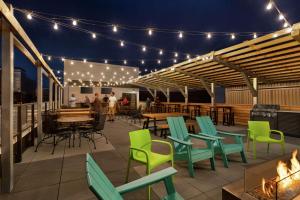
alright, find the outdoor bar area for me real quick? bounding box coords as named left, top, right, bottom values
left=1, top=0, right=300, bottom=200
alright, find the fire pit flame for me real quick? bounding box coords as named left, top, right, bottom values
left=262, top=149, right=300, bottom=198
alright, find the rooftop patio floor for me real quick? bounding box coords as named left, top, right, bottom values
left=0, top=118, right=299, bottom=200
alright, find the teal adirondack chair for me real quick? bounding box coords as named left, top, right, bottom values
left=248, top=121, right=285, bottom=159
left=167, top=117, right=217, bottom=177
left=86, top=153, right=184, bottom=200
left=196, top=116, right=247, bottom=168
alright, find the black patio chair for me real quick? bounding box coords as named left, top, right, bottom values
left=79, top=114, right=108, bottom=149
left=129, top=105, right=143, bottom=124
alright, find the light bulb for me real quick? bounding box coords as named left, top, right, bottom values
left=141, top=60, right=145, bottom=64
left=273, top=33, right=278, bottom=38
left=178, top=31, right=183, bottom=38
left=83, top=59, right=87, bottom=63
left=283, top=22, right=289, bottom=28
left=120, top=40, right=124, bottom=47
left=113, top=25, right=118, bottom=32
left=266, top=1, right=273, bottom=10
left=173, top=59, right=177, bottom=63
left=92, top=33, right=96, bottom=39
left=231, top=33, right=236, bottom=40
left=279, top=14, right=284, bottom=21
left=159, top=49, right=163, bottom=55
left=27, top=13, right=32, bottom=20
left=142, top=46, right=147, bottom=52
left=157, top=60, right=161, bottom=64
left=174, top=52, right=178, bottom=57
left=186, top=54, right=190, bottom=59
left=72, top=20, right=77, bottom=26
left=48, top=56, right=51, bottom=61
left=171, top=67, right=175, bottom=71
left=61, top=57, right=65, bottom=62
left=89, top=64, right=93, bottom=68
left=53, top=23, right=58, bottom=30
left=71, top=61, right=74, bottom=65
left=145, top=69, right=148, bottom=72
left=104, top=59, right=108, bottom=64
left=123, top=60, right=127, bottom=65
left=253, top=33, right=257, bottom=39
left=207, top=33, right=212, bottom=39
left=148, top=29, right=152, bottom=36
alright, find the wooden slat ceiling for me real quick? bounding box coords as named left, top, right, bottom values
left=132, top=23, right=300, bottom=90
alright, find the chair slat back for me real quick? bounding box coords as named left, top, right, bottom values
left=86, top=154, right=122, bottom=200
left=167, top=117, right=190, bottom=153
left=196, top=116, right=217, bottom=136
left=129, top=129, right=151, bottom=159
left=248, top=121, right=271, bottom=138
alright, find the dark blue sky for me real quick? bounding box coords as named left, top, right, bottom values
left=6, top=0, right=300, bottom=81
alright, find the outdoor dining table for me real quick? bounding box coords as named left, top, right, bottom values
left=58, top=108, right=91, bottom=112
left=142, top=112, right=189, bottom=135
left=208, top=105, right=233, bottom=125
left=57, top=116, right=94, bottom=147
left=58, top=111, right=95, bottom=117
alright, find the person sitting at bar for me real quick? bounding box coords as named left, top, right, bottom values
left=69, top=93, right=77, bottom=108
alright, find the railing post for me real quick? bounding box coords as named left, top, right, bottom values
left=31, top=104, right=35, bottom=146
left=16, top=105, right=23, bottom=163
left=211, top=83, right=215, bottom=106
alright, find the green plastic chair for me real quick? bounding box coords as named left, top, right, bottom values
left=167, top=117, right=217, bottom=177
left=86, top=153, right=184, bottom=200
left=248, top=121, right=285, bottom=159
left=196, top=116, right=247, bottom=168
left=126, top=129, right=174, bottom=199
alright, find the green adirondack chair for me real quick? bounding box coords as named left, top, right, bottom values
left=126, top=129, right=174, bottom=199
left=248, top=121, right=285, bottom=159
left=167, top=116, right=217, bottom=177
left=86, top=153, right=184, bottom=200
left=196, top=116, right=247, bottom=168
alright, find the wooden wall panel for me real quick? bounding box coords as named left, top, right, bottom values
left=226, top=82, right=300, bottom=106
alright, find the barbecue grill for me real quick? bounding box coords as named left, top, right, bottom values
left=250, top=104, right=280, bottom=129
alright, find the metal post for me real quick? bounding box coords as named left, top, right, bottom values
left=184, top=86, right=188, bottom=104
left=31, top=104, right=35, bottom=146
left=37, top=65, right=43, bottom=144
left=49, top=78, right=53, bottom=110
left=154, top=89, right=157, bottom=99
left=58, top=87, right=61, bottom=108
left=167, top=88, right=170, bottom=103
left=211, top=83, right=215, bottom=106
left=16, top=105, right=23, bottom=163
left=1, top=16, right=14, bottom=192
left=253, top=78, right=258, bottom=105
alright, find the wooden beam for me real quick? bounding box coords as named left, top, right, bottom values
left=146, top=88, right=154, bottom=98
left=291, top=23, right=300, bottom=43
left=212, top=55, right=271, bottom=83
left=241, top=73, right=258, bottom=97
left=13, top=36, right=36, bottom=65
left=1, top=15, right=14, bottom=193
left=159, top=87, right=167, bottom=97
left=36, top=64, right=43, bottom=143
left=152, top=74, right=185, bottom=90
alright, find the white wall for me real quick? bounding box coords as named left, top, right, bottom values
left=64, top=86, right=139, bottom=108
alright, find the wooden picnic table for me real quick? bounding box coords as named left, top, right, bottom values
left=142, top=112, right=189, bottom=135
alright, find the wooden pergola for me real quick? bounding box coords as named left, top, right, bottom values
left=0, top=2, right=63, bottom=192
left=132, top=23, right=300, bottom=104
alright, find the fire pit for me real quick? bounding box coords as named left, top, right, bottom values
left=245, top=150, right=300, bottom=200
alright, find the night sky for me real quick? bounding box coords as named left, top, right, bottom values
left=5, top=0, right=300, bottom=82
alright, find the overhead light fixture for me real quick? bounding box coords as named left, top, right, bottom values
left=83, top=59, right=87, bottom=63
left=231, top=33, right=236, bottom=40
left=159, top=49, right=163, bottom=55
left=253, top=33, right=257, bottom=39
left=113, top=25, right=118, bottom=32
left=27, top=13, right=33, bottom=20
left=141, top=60, right=145, bottom=64
left=174, top=52, right=178, bottom=57
left=266, top=1, right=273, bottom=10
left=157, top=59, right=161, bottom=64
left=207, top=33, right=212, bottom=39
left=53, top=23, right=58, bottom=30
left=148, top=29, right=153, bottom=36
left=48, top=56, right=51, bottom=61
left=72, top=19, right=77, bottom=26
left=178, top=31, right=183, bottom=39
left=92, top=33, right=96, bottom=39
left=142, top=46, right=147, bottom=52
left=104, top=59, right=108, bottom=64
left=120, top=40, right=125, bottom=47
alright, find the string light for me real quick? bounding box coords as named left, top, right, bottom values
left=104, top=59, right=108, bottom=64
left=53, top=22, right=58, bottom=30
left=253, top=33, right=257, bottom=39
left=159, top=49, right=163, bottom=55
left=92, top=33, right=96, bottom=39
left=178, top=31, right=183, bottom=39
left=120, top=40, right=125, bottom=47
left=113, top=25, right=118, bottom=32
left=207, top=33, right=212, bottom=39
left=27, top=13, right=32, bottom=20
left=148, top=29, right=153, bottom=36
left=231, top=33, right=236, bottom=40
left=173, top=59, right=177, bottom=63
left=186, top=54, right=190, bottom=59
left=141, top=60, right=145, bottom=64
left=89, top=64, right=93, bottom=68
left=157, top=59, right=161, bottom=64
left=83, top=59, right=87, bottom=63
left=123, top=60, right=127, bottom=65
left=266, top=1, right=273, bottom=10
left=61, top=57, right=65, bottom=62
left=174, top=52, right=178, bottom=57
left=72, top=19, right=78, bottom=26
left=278, top=14, right=284, bottom=21
left=142, top=46, right=147, bottom=52
left=71, top=61, right=74, bottom=65
left=283, top=22, right=288, bottom=28
left=48, top=56, right=51, bottom=61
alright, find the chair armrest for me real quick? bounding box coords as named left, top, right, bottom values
left=167, top=136, right=192, bottom=146
left=130, top=147, right=150, bottom=163
left=270, top=130, right=285, bottom=139
left=217, top=131, right=245, bottom=137
left=189, top=134, right=218, bottom=141
left=117, top=167, right=177, bottom=194
left=198, top=132, right=224, bottom=140
left=152, top=140, right=173, bottom=155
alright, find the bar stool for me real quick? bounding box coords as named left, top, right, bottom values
left=222, top=108, right=234, bottom=126
left=207, top=107, right=218, bottom=125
